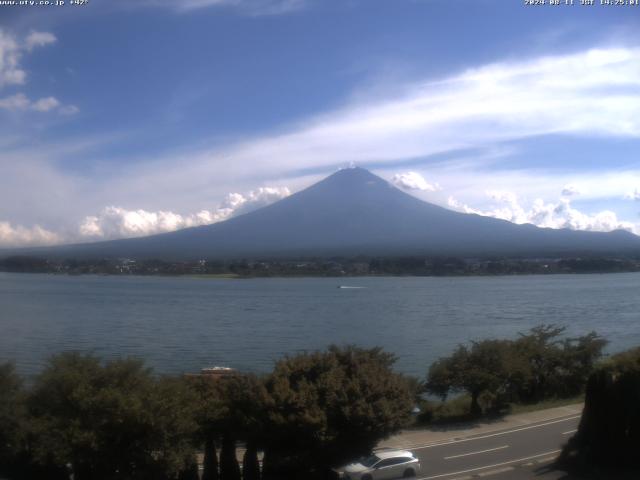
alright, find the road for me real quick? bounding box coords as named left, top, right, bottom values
left=398, top=412, right=579, bottom=480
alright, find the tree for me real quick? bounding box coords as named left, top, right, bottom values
left=514, top=325, right=606, bottom=402
left=201, top=435, right=219, bottom=480
left=427, top=325, right=607, bottom=415
left=188, top=376, right=225, bottom=480
left=262, top=345, right=413, bottom=478
left=177, top=455, right=200, bottom=480
left=188, top=373, right=270, bottom=480
left=0, top=363, right=26, bottom=477
left=219, top=434, right=241, bottom=480
left=242, top=443, right=260, bottom=480
left=145, top=376, right=200, bottom=479
left=215, top=375, right=270, bottom=480
left=427, top=340, right=520, bottom=415
left=559, top=347, right=640, bottom=474
left=27, top=352, right=198, bottom=480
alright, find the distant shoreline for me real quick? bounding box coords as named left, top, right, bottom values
left=2, top=270, right=640, bottom=280
left=2, top=253, right=639, bottom=278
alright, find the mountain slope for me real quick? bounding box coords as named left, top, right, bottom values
left=15, top=168, right=640, bottom=259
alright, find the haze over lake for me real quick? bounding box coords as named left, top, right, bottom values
left=1, top=272, right=639, bottom=378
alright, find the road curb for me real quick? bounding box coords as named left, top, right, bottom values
left=379, top=404, right=583, bottom=451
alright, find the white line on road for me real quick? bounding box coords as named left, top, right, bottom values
left=412, top=415, right=580, bottom=451
left=444, top=445, right=508, bottom=460
left=562, top=429, right=577, bottom=435
left=416, top=449, right=561, bottom=480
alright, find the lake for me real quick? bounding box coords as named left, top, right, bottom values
left=1, top=272, right=639, bottom=379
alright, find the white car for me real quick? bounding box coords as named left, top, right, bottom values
left=336, top=450, right=421, bottom=480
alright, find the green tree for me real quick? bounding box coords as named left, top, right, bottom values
left=514, top=325, right=606, bottom=402
left=146, top=376, right=200, bottom=478
left=28, top=352, right=197, bottom=480
left=201, top=436, right=219, bottom=480
left=188, top=375, right=226, bottom=480
left=177, top=455, right=200, bottom=480
left=559, top=346, right=640, bottom=474
left=427, top=340, right=520, bottom=415
left=188, top=373, right=270, bottom=480
left=262, top=345, right=413, bottom=478
left=216, top=375, right=270, bottom=480
left=427, top=326, right=607, bottom=416
left=242, top=443, right=260, bottom=480
left=0, top=363, right=26, bottom=477
left=219, top=434, right=241, bottom=480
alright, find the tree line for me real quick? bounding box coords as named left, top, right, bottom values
left=426, top=325, right=607, bottom=415
left=0, top=327, right=616, bottom=480
left=0, top=346, right=414, bottom=480
left=2, top=255, right=639, bottom=276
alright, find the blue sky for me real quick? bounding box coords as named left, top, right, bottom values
left=1, top=0, right=640, bottom=245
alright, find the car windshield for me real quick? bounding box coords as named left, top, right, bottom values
left=360, top=455, right=380, bottom=467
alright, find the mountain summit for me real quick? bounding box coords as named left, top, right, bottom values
left=21, top=167, right=640, bottom=259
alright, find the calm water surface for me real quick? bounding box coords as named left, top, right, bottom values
left=1, top=272, right=639, bottom=378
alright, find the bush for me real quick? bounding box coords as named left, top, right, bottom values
left=559, top=347, right=640, bottom=473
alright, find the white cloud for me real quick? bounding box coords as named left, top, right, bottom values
left=0, top=93, right=75, bottom=114
left=0, top=185, right=291, bottom=247
left=24, top=31, right=57, bottom=51
left=30, top=96, right=61, bottom=112
left=59, top=104, right=80, bottom=115
left=0, top=221, right=61, bottom=248
left=0, top=29, right=57, bottom=88
left=227, top=186, right=292, bottom=215
left=131, top=46, right=640, bottom=195
left=0, top=30, right=25, bottom=88
left=76, top=186, right=291, bottom=241
left=625, top=188, right=640, bottom=201
left=561, top=184, right=582, bottom=197
left=0, top=93, right=30, bottom=110
left=78, top=207, right=216, bottom=239
left=392, top=171, right=439, bottom=192
left=448, top=192, right=638, bottom=235
left=0, top=29, right=73, bottom=116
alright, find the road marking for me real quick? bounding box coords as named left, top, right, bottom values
left=416, top=449, right=561, bottom=479
left=535, top=456, right=558, bottom=464
left=412, top=416, right=580, bottom=451
left=444, top=445, right=508, bottom=460
left=476, top=466, right=514, bottom=477
left=562, top=429, right=577, bottom=435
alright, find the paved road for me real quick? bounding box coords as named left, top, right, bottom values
left=386, top=412, right=580, bottom=480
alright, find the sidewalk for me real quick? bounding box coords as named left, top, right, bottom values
left=378, top=404, right=583, bottom=450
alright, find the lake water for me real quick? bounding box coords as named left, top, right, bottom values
left=1, top=272, right=639, bottom=379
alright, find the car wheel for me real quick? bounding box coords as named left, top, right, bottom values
left=362, top=475, right=372, bottom=480
left=403, top=468, right=415, bottom=478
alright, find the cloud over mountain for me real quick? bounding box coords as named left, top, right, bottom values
left=0, top=222, right=61, bottom=248
left=392, top=172, right=439, bottom=192
left=447, top=192, right=637, bottom=235
left=77, top=186, right=291, bottom=242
